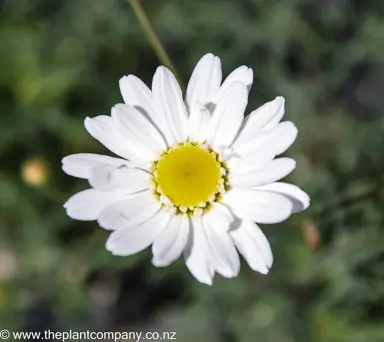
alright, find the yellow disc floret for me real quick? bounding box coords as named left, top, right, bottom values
left=155, top=144, right=222, bottom=208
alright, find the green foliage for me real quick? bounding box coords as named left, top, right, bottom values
left=0, top=0, right=383, bottom=341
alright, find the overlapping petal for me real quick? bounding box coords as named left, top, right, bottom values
left=119, top=75, right=157, bottom=119
left=106, top=208, right=171, bottom=256
left=152, top=214, right=189, bottom=267
left=188, top=102, right=210, bottom=143
left=184, top=216, right=215, bottom=285
left=223, top=188, right=294, bottom=223
left=111, top=104, right=167, bottom=158
left=186, top=53, right=222, bottom=109
left=98, top=190, right=161, bottom=230
left=62, top=153, right=130, bottom=179
left=88, top=164, right=151, bottom=193
left=203, top=205, right=239, bottom=278
left=64, top=189, right=127, bottom=221
left=256, top=182, right=310, bottom=213
left=233, top=96, right=285, bottom=148
left=229, top=121, right=298, bottom=168
left=230, top=220, right=272, bottom=274
left=208, top=82, right=248, bottom=149
left=152, top=67, right=188, bottom=144
left=229, top=158, right=296, bottom=187
left=215, top=65, right=253, bottom=103
left=84, top=115, right=146, bottom=163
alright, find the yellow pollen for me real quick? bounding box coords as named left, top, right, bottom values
left=156, top=145, right=222, bottom=207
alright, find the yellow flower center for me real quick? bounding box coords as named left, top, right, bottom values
left=155, top=144, right=223, bottom=208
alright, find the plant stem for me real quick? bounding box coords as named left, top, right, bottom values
left=128, top=0, right=183, bottom=86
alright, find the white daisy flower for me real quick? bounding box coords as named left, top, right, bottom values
left=62, top=53, right=310, bottom=285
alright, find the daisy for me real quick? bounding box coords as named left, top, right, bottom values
left=62, top=53, right=310, bottom=285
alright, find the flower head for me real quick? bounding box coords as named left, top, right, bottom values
left=62, top=53, right=310, bottom=285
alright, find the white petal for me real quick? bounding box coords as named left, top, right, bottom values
left=89, top=165, right=151, bottom=193
left=62, top=153, right=130, bottom=179
left=119, top=75, right=156, bottom=116
left=261, top=96, right=286, bottom=131
left=229, top=158, right=296, bottom=187
left=230, top=121, right=298, bottom=167
left=203, top=205, right=240, bottom=278
left=120, top=75, right=172, bottom=144
left=256, top=182, right=310, bottom=213
left=112, top=104, right=166, bottom=159
left=152, top=66, right=188, bottom=144
left=215, top=65, right=253, bottom=102
left=233, top=97, right=285, bottom=148
left=64, top=189, right=127, bottom=221
left=188, top=102, right=210, bottom=143
left=230, top=220, right=272, bottom=274
left=106, top=208, right=171, bottom=256
left=185, top=53, right=222, bottom=109
left=88, top=164, right=117, bottom=191
left=111, top=167, right=151, bottom=193
left=184, top=216, right=214, bottom=285
left=98, top=190, right=161, bottom=230
left=152, top=214, right=189, bottom=267
left=223, top=188, right=293, bottom=224
left=84, top=115, right=146, bottom=164
left=208, top=82, right=248, bottom=149
left=206, top=203, right=233, bottom=231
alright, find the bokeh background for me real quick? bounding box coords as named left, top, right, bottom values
left=1, top=0, right=384, bottom=341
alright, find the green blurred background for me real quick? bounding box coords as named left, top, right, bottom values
left=1, top=0, right=384, bottom=341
